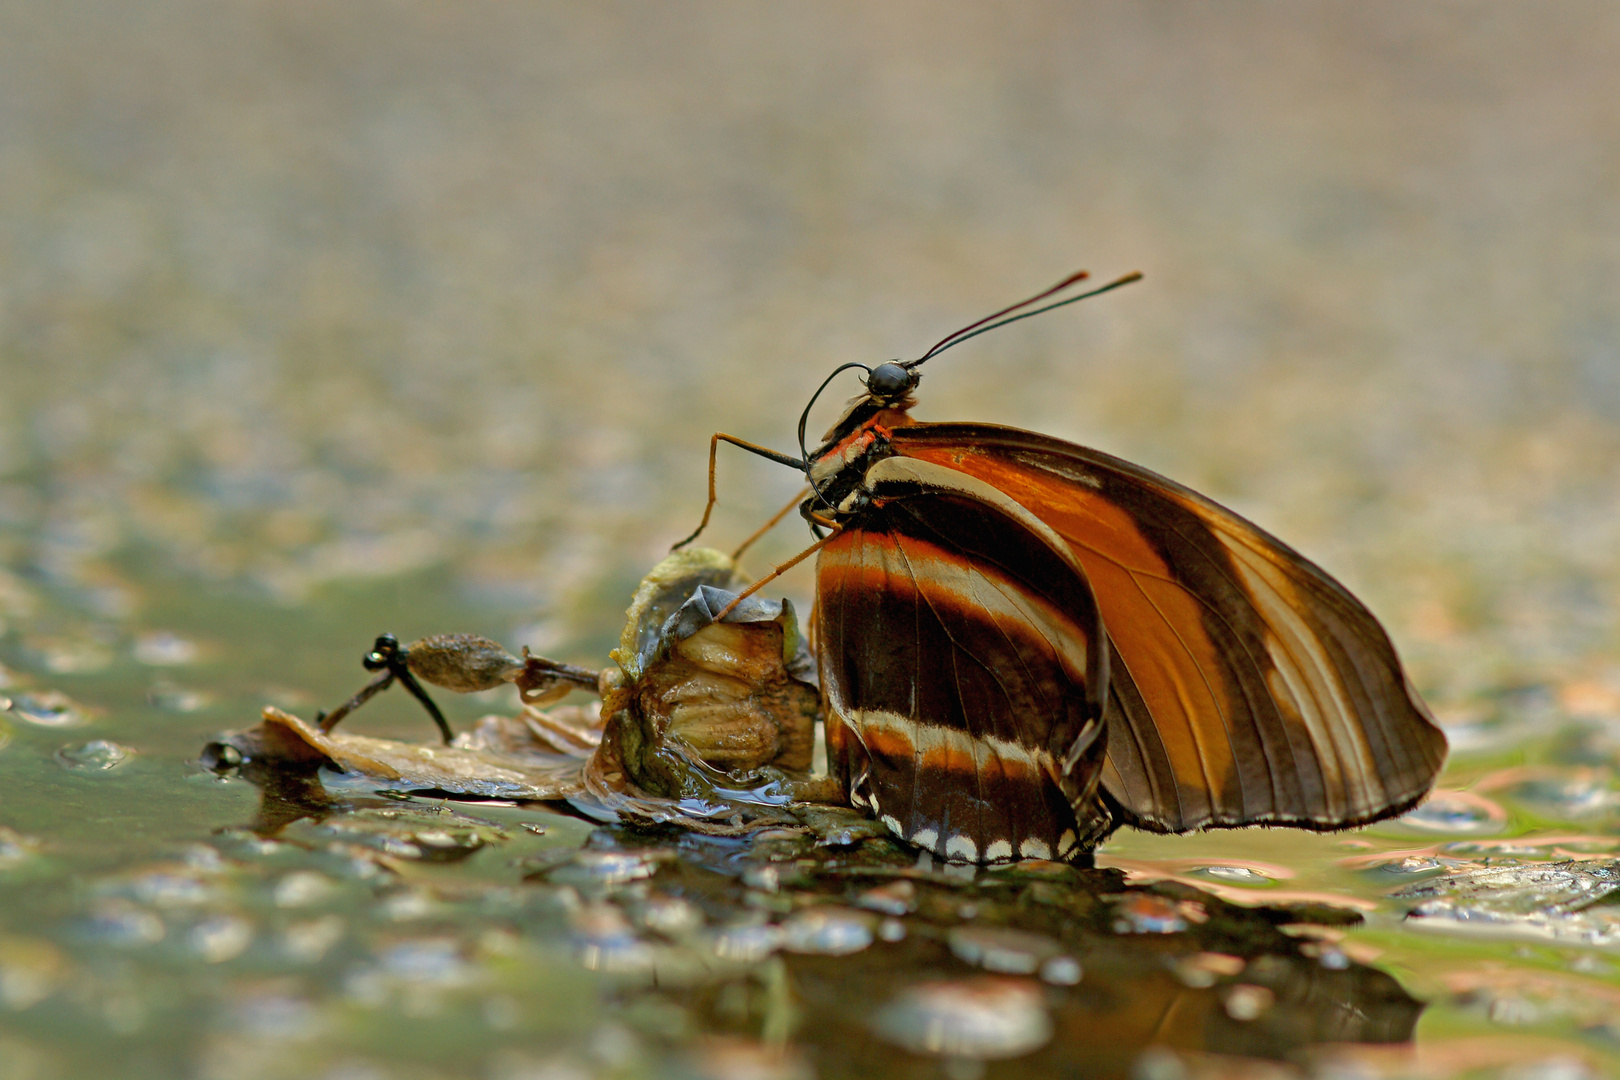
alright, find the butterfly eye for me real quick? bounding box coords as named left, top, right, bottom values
left=866, top=362, right=914, bottom=399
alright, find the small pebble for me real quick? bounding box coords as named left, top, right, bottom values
left=635, top=896, right=703, bottom=936
left=1112, top=894, right=1188, bottom=935
left=710, top=922, right=782, bottom=963
left=0, top=936, right=68, bottom=1009
left=379, top=889, right=436, bottom=921
left=0, top=827, right=40, bottom=869
left=274, top=871, right=337, bottom=908
left=281, top=916, right=346, bottom=964
left=743, top=865, right=781, bottom=892
left=570, top=906, right=656, bottom=974
left=947, top=926, right=1063, bottom=975
left=378, top=938, right=471, bottom=986
left=684, top=1036, right=815, bottom=1080
left=856, top=880, right=917, bottom=916
left=187, top=916, right=253, bottom=963
left=1222, top=984, right=1275, bottom=1021
left=77, top=901, right=164, bottom=948
left=1039, top=956, right=1082, bottom=986
left=872, top=977, right=1052, bottom=1059
left=779, top=907, right=873, bottom=956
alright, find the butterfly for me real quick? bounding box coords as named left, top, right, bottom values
left=676, top=271, right=1448, bottom=864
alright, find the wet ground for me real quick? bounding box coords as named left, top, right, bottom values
left=3, top=4, right=1620, bottom=1078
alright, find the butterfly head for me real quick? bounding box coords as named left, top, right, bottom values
left=863, top=361, right=920, bottom=404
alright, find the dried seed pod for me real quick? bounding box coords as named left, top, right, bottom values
left=220, top=548, right=826, bottom=838
left=594, top=548, right=819, bottom=799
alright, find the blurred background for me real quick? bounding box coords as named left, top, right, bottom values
left=1, top=1, right=1616, bottom=711
left=3, top=4, right=1620, bottom=1078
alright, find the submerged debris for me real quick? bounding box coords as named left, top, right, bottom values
left=1395, top=860, right=1620, bottom=946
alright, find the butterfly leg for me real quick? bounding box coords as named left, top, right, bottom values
left=670, top=433, right=806, bottom=552
left=713, top=517, right=843, bottom=622
left=732, top=485, right=811, bottom=560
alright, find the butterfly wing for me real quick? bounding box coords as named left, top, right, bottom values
left=816, top=457, right=1112, bottom=862
left=888, top=423, right=1447, bottom=834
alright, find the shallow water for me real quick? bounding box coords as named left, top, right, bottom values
left=4, top=4, right=1620, bottom=1078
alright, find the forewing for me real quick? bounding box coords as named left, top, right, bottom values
left=890, top=423, right=1447, bottom=833
left=817, top=460, right=1109, bottom=863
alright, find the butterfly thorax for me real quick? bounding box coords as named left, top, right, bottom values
left=803, top=402, right=915, bottom=522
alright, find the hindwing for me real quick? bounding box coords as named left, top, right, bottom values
left=888, top=423, right=1447, bottom=834
left=816, top=457, right=1109, bottom=863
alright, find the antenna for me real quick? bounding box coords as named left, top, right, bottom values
left=903, top=270, right=1142, bottom=370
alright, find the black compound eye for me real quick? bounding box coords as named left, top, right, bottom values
left=866, top=362, right=914, bottom=399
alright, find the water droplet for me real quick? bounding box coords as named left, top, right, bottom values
left=55, top=739, right=130, bottom=770
left=548, top=849, right=672, bottom=888
left=1380, top=855, right=1445, bottom=874
left=1192, top=865, right=1272, bottom=885
left=872, top=977, right=1052, bottom=1060
left=8, top=691, right=88, bottom=728
left=199, top=741, right=242, bottom=773
left=412, top=829, right=486, bottom=860
left=779, top=907, right=873, bottom=956
left=947, top=926, right=1063, bottom=975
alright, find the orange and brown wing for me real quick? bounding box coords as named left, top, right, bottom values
left=890, top=423, right=1447, bottom=834
left=816, top=458, right=1110, bottom=862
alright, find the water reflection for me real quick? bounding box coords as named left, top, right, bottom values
left=210, top=763, right=1423, bottom=1079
